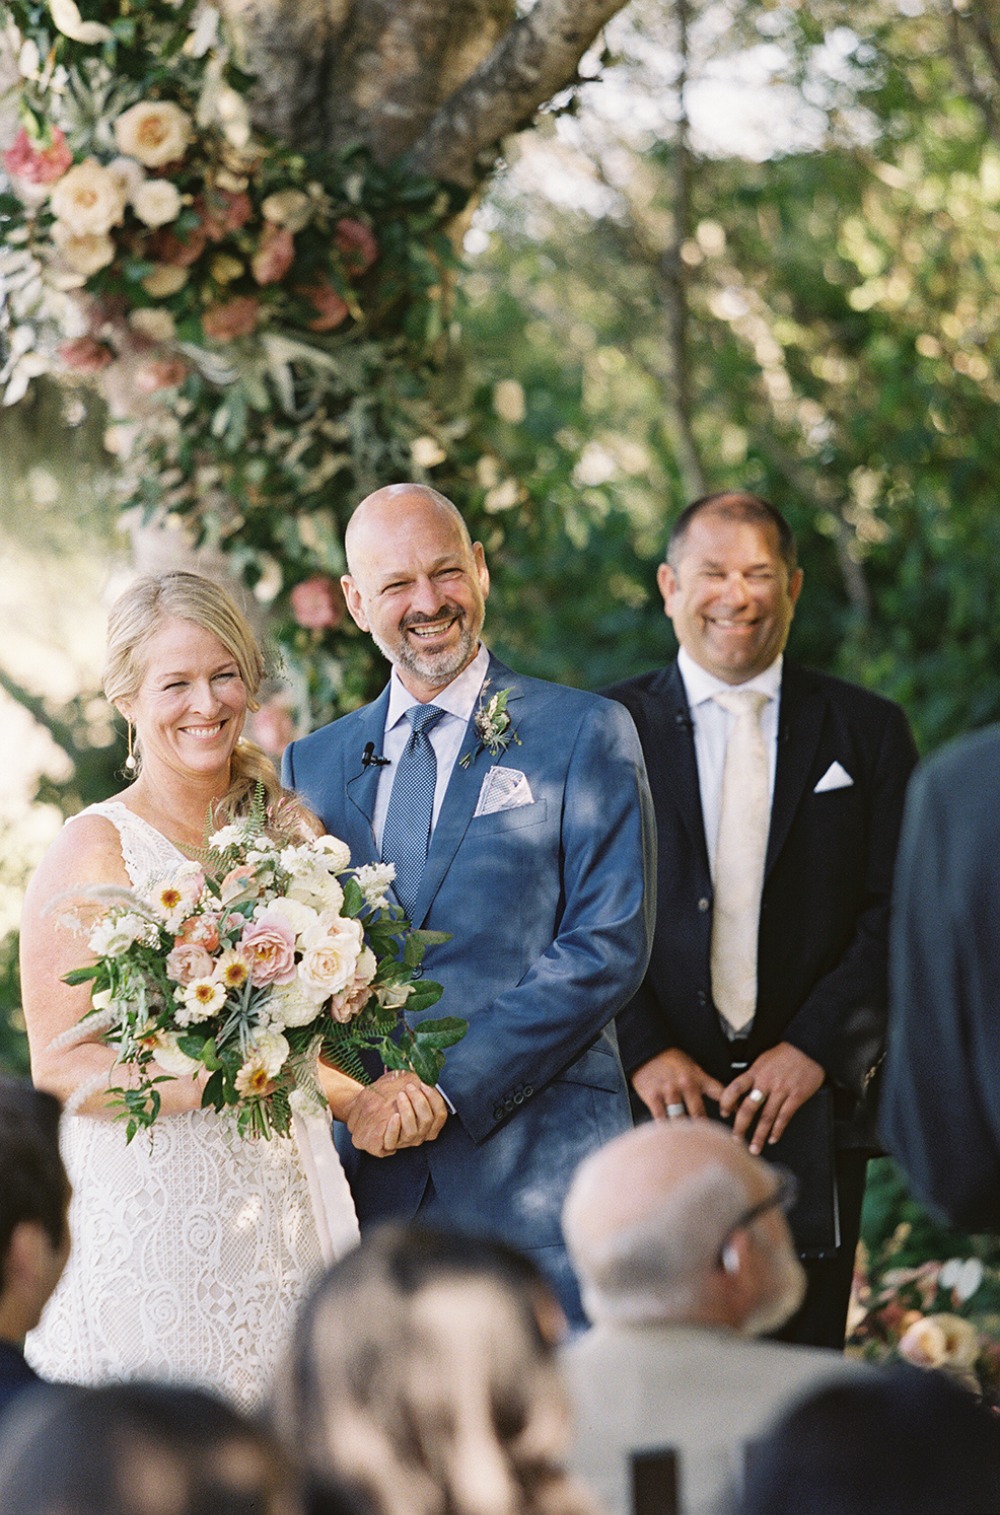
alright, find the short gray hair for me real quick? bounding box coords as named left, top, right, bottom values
left=563, top=1158, right=750, bottom=1326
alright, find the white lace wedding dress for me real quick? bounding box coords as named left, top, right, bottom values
left=25, top=801, right=360, bottom=1411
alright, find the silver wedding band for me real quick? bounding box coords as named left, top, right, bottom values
left=666, top=1103, right=686, bottom=1118
left=748, top=1088, right=766, bottom=1106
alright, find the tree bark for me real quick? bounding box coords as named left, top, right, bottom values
left=223, top=0, right=634, bottom=189
left=406, top=0, right=639, bottom=187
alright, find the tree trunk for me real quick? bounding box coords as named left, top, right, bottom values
left=223, top=0, right=634, bottom=189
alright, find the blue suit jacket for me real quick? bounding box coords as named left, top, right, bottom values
left=283, top=654, right=655, bottom=1268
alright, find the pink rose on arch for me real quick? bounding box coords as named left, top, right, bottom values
left=197, top=188, right=253, bottom=241
left=4, top=125, right=72, bottom=186
left=334, top=217, right=379, bottom=276
left=238, top=914, right=297, bottom=986
left=165, top=941, right=215, bottom=986
left=249, top=697, right=297, bottom=759
left=135, top=356, right=189, bottom=394
left=148, top=223, right=207, bottom=268
left=202, top=296, right=260, bottom=342
left=59, top=337, right=114, bottom=373
left=251, top=223, right=295, bottom=286
left=290, top=576, right=345, bottom=631
left=298, top=281, right=349, bottom=332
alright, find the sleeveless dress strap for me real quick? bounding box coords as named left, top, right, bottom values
left=67, top=801, right=185, bottom=894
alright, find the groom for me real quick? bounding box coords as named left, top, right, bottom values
left=283, top=483, right=655, bottom=1320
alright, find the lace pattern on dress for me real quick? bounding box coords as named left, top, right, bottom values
left=25, top=800, right=359, bottom=1409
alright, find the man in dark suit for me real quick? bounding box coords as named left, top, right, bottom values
left=0, top=1079, right=70, bottom=1419
left=283, top=483, right=655, bottom=1323
left=882, top=725, right=1000, bottom=1232
left=605, top=491, right=918, bottom=1348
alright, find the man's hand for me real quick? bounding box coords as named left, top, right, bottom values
left=345, top=1071, right=448, bottom=1157
left=631, top=1048, right=725, bottom=1121
left=719, top=1042, right=825, bottom=1154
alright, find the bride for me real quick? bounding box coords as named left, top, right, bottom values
left=19, top=571, right=438, bottom=1409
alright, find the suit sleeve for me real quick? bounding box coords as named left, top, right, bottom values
left=881, top=748, right=1000, bottom=1230
left=440, top=699, right=657, bottom=1143
left=780, top=701, right=918, bottom=1094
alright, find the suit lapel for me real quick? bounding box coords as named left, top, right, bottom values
left=410, top=654, right=522, bottom=925
left=766, top=663, right=825, bottom=875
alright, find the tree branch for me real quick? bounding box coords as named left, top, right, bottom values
left=405, top=0, right=634, bottom=188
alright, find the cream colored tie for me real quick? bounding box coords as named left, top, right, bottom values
left=710, top=688, right=770, bottom=1035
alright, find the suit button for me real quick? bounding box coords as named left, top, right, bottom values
left=523, top=1085, right=533, bottom=1098
left=493, top=1106, right=504, bottom=1122
left=697, top=897, right=710, bottom=912
left=513, top=1091, right=524, bottom=1106
left=504, top=1099, right=515, bottom=1113
left=697, top=990, right=708, bottom=1006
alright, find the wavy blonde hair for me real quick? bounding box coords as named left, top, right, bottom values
left=103, top=571, right=287, bottom=827
left=271, top=1225, right=597, bottom=1515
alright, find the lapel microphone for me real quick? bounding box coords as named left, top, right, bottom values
left=362, top=742, right=391, bottom=768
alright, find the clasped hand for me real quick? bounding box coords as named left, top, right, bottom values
left=345, top=1070, right=449, bottom=1158
left=631, top=1041, right=824, bottom=1154
left=719, top=1041, right=824, bottom=1153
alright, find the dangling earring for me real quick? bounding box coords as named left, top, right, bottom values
left=124, top=721, right=137, bottom=773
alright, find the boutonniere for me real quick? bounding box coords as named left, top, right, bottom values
left=460, top=682, right=522, bottom=767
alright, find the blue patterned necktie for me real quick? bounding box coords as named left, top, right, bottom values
left=380, top=703, right=446, bottom=919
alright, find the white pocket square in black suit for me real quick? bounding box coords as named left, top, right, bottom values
left=814, top=760, right=854, bottom=793
left=475, top=766, right=534, bottom=817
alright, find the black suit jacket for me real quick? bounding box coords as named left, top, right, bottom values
left=0, top=1339, right=41, bottom=1422
left=605, top=659, right=918, bottom=1146
left=882, top=725, right=1000, bottom=1229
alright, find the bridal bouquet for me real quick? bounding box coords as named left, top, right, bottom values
left=61, top=805, right=465, bottom=1140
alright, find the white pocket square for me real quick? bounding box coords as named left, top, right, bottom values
left=474, top=766, right=534, bottom=817
left=814, top=760, right=854, bottom=793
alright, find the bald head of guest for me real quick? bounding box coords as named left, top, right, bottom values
left=562, top=1120, right=805, bottom=1334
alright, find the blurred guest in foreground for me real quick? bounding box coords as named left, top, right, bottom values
left=0, top=1379, right=301, bottom=1515
left=561, top=1122, right=863, bottom=1515
left=271, top=1223, right=595, bottom=1515
left=0, top=1077, right=70, bottom=1420
left=737, top=1364, right=1000, bottom=1515
left=881, top=725, right=1000, bottom=1232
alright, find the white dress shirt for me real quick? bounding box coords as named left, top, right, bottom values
left=372, top=643, right=490, bottom=852
left=676, top=646, right=783, bottom=876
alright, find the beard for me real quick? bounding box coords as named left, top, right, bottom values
left=741, top=1247, right=807, bottom=1337
left=372, top=602, right=483, bottom=689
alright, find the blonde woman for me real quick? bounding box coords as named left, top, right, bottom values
left=19, top=572, right=365, bottom=1408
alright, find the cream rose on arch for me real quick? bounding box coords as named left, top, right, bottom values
left=114, top=100, right=193, bottom=168
left=51, top=225, right=116, bottom=276
left=132, top=178, right=183, bottom=228
left=50, top=158, right=127, bottom=236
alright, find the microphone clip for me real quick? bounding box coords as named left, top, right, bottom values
left=362, top=742, right=391, bottom=768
